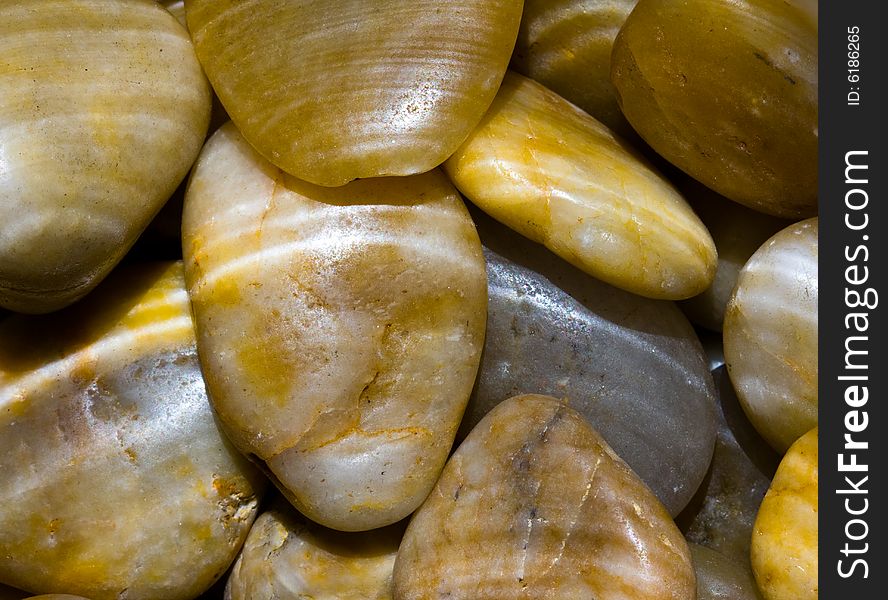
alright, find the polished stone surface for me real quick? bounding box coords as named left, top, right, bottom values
left=611, top=0, right=817, bottom=218
left=394, top=394, right=696, bottom=600
left=0, top=0, right=210, bottom=312
left=679, top=366, right=779, bottom=567
left=184, top=124, right=487, bottom=531
left=751, top=427, right=818, bottom=600
left=185, top=0, right=522, bottom=186
left=226, top=498, right=400, bottom=600
left=0, top=263, right=265, bottom=600
left=679, top=182, right=789, bottom=332
left=724, top=218, right=818, bottom=453
left=690, top=544, right=763, bottom=600
left=511, top=0, right=638, bottom=136
left=445, top=71, right=716, bottom=300
left=463, top=212, right=717, bottom=516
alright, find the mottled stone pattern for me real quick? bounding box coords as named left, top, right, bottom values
left=678, top=182, right=790, bottom=332
left=226, top=498, right=400, bottom=600
left=724, top=218, right=818, bottom=453
left=611, top=0, right=817, bottom=218
left=689, top=544, right=763, bottom=600
left=751, top=428, right=818, bottom=600
left=0, top=263, right=265, bottom=600
left=511, top=0, right=638, bottom=136
left=183, top=124, right=487, bottom=531
left=445, top=71, right=716, bottom=300
left=185, top=0, right=523, bottom=186
left=0, top=0, right=211, bottom=312
left=465, top=211, right=716, bottom=516
left=394, top=394, right=696, bottom=600
left=680, top=367, right=779, bottom=565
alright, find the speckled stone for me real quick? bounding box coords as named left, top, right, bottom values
left=225, top=498, right=401, bottom=600
left=394, top=395, right=696, bottom=600
left=679, top=366, right=779, bottom=567
left=690, top=544, right=763, bottom=600
left=462, top=210, right=717, bottom=516
left=0, top=263, right=266, bottom=600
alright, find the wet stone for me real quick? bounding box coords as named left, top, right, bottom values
left=462, top=212, right=717, bottom=516
left=690, top=544, right=763, bottom=600
left=225, top=498, right=401, bottom=600
left=394, top=394, right=696, bottom=600
left=679, top=366, right=780, bottom=567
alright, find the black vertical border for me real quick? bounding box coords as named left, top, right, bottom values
left=820, top=1, right=887, bottom=597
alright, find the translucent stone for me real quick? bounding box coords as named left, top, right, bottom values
left=724, top=218, right=818, bottom=452
left=611, top=0, right=817, bottom=218
left=185, top=0, right=523, bottom=186
left=511, top=0, right=638, bottom=136
left=225, top=498, right=401, bottom=600
left=690, top=544, right=763, bottom=600
left=0, top=0, right=210, bottom=312
left=394, top=394, right=696, bottom=600
left=751, top=427, right=818, bottom=600
left=183, top=123, right=487, bottom=531
left=0, top=263, right=265, bottom=599
left=444, top=72, right=716, bottom=300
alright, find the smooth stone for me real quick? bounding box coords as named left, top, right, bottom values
left=185, top=0, right=522, bottom=186
left=183, top=123, right=487, bottom=532
left=225, top=498, right=401, bottom=600
left=724, top=218, right=818, bottom=453
left=444, top=71, right=716, bottom=300
left=511, top=0, right=638, bottom=136
left=0, top=0, right=211, bottom=312
left=464, top=211, right=716, bottom=516
left=751, top=427, right=818, bottom=600
left=394, top=395, right=696, bottom=599
left=679, top=366, right=779, bottom=566
left=611, top=0, right=817, bottom=218
left=690, top=544, right=763, bottom=600
left=679, top=181, right=790, bottom=332
left=0, top=263, right=266, bottom=599
left=160, top=0, right=186, bottom=26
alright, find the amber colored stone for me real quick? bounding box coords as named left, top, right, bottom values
left=183, top=123, right=487, bottom=532
left=678, top=181, right=790, bottom=332
left=225, top=498, right=401, bottom=600
left=445, top=72, right=716, bottom=300
left=751, top=427, right=817, bottom=600
left=511, top=0, right=638, bottom=136
left=0, top=0, right=210, bottom=312
left=185, top=0, right=523, bottom=186
left=611, top=0, right=817, bottom=218
left=393, top=394, right=696, bottom=600
left=724, top=219, right=818, bottom=453
left=0, top=263, right=265, bottom=599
